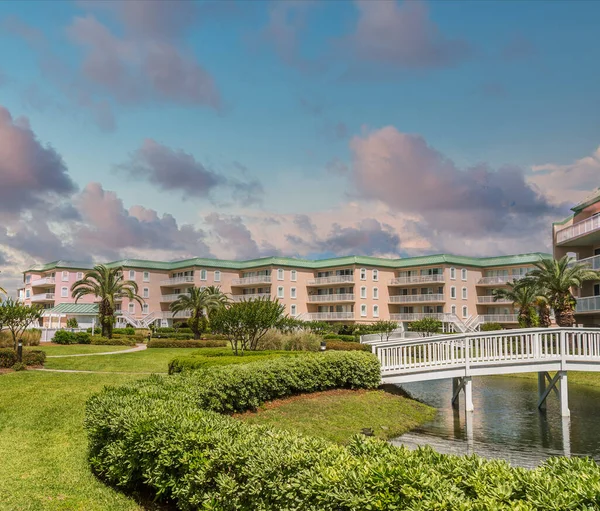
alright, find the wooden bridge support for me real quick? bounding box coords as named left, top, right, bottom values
left=451, top=377, right=473, bottom=412
left=537, top=371, right=570, bottom=417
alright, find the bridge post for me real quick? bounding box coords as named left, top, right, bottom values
left=537, top=372, right=547, bottom=410
left=451, top=377, right=459, bottom=408
left=559, top=371, right=570, bottom=417
left=464, top=377, right=474, bottom=412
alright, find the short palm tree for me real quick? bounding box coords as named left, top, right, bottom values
left=526, top=256, right=600, bottom=326
left=493, top=281, right=541, bottom=328
left=170, top=286, right=228, bottom=339
left=71, top=265, right=144, bottom=338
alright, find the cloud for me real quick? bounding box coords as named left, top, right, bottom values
left=0, top=105, right=77, bottom=214
left=340, top=0, right=472, bottom=73
left=204, top=213, right=262, bottom=259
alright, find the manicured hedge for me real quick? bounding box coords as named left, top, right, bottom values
left=0, top=348, right=17, bottom=368
left=86, top=327, right=136, bottom=335
left=151, top=333, right=194, bottom=340
left=147, top=339, right=227, bottom=349
left=23, top=349, right=46, bottom=366
left=86, top=351, right=600, bottom=510
left=90, top=336, right=137, bottom=346
left=323, top=334, right=357, bottom=342
left=325, top=340, right=371, bottom=352
left=52, top=330, right=92, bottom=345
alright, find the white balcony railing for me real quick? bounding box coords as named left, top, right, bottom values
left=572, top=254, right=600, bottom=270
left=480, top=314, right=518, bottom=323
left=477, top=296, right=512, bottom=304
left=307, top=275, right=354, bottom=286
left=557, top=214, right=600, bottom=244
left=390, top=313, right=452, bottom=322
left=306, top=312, right=354, bottom=320
left=389, top=293, right=445, bottom=303
left=576, top=296, right=600, bottom=313
left=160, top=276, right=195, bottom=286
left=31, top=293, right=55, bottom=302
left=160, top=310, right=192, bottom=319
left=160, top=294, right=184, bottom=303
left=231, top=276, right=272, bottom=286
left=307, top=293, right=355, bottom=303
left=30, top=277, right=56, bottom=287
left=231, top=293, right=272, bottom=301
left=389, top=274, right=444, bottom=285
left=477, top=275, right=525, bottom=285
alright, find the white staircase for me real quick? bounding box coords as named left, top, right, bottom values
left=117, top=311, right=156, bottom=329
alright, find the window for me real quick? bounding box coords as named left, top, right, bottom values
left=142, top=304, right=149, bottom=314
left=129, top=270, right=135, bottom=280
left=290, top=304, right=297, bottom=316
left=373, top=287, right=379, bottom=299
left=361, top=304, right=367, bottom=317
left=450, top=268, right=456, bottom=280
left=76, top=272, right=82, bottom=280
left=291, top=287, right=297, bottom=299
left=115, top=303, right=121, bottom=311
left=277, top=269, right=284, bottom=281
left=372, top=269, right=379, bottom=281
left=451, top=286, right=456, bottom=299
left=451, top=305, right=456, bottom=315
left=595, top=284, right=600, bottom=297
left=143, top=288, right=149, bottom=299
left=214, top=270, right=221, bottom=282
left=200, top=269, right=207, bottom=281
left=462, top=287, right=467, bottom=300
left=461, top=268, right=467, bottom=281
left=25, top=289, right=30, bottom=298
left=373, top=304, right=379, bottom=317
left=61, top=287, right=68, bottom=298
left=62, top=271, right=69, bottom=281
left=462, top=306, right=468, bottom=318
left=360, top=286, right=367, bottom=299
left=25, top=275, right=31, bottom=284
left=128, top=303, right=135, bottom=314
left=277, top=286, right=284, bottom=298
left=360, top=268, right=367, bottom=280
left=143, top=271, right=150, bottom=282
left=291, top=270, right=297, bottom=282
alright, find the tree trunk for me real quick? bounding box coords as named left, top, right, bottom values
left=555, top=307, right=576, bottom=327
left=538, top=305, right=551, bottom=328
left=518, top=308, right=532, bottom=328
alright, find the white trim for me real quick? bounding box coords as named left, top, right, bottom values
left=129, top=270, right=135, bottom=280
left=143, top=287, right=149, bottom=299
left=277, top=269, right=284, bottom=281
left=372, top=269, right=378, bottom=281
left=450, top=267, right=456, bottom=280
left=290, top=287, right=297, bottom=299
left=214, top=270, right=221, bottom=282
left=461, top=268, right=467, bottom=281
left=200, top=269, right=207, bottom=281
left=360, top=304, right=367, bottom=317
left=450, top=286, right=456, bottom=299
left=360, top=268, right=367, bottom=281
left=373, top=287, right=379, bottom=299
left=462, top=287, right=467, bottom=300
left=360, top=286, right=367, bottom=299
left=277, top=286, right=284, bottom=298
left=290, top=304, right=297, bottom=316
left=373, top=304, right=379, bottom=318
left=61, top=287, right=68, bottom=298
left=143, top=271, right=150, bottom=282
left=290, top=270, right=297, bottom=282
left=462, top=305, right=468, bottom=318
left=62, top=271, right=69, bottom=282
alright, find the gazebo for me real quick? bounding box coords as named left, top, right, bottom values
left=41, top=303, right=99, bottom=330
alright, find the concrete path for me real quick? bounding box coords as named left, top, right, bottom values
left=45, top=343, right=147, bottom=358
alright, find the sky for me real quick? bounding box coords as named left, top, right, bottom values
left=0, top=0, right=599, bottom=293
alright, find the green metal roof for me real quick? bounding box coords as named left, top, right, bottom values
left=571, top=188, right=600, bottom=214
left=26, top=252, right=551, bottom=274
left=42, top=303, right=98, bottom=315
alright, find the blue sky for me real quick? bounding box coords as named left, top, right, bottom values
left=0, top=0, right=599, bottom=291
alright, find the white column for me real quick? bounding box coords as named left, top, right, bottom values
left=559, top=371, right=570, bottom=417
left=464, top=377, right=474, bottom=412
left=561, top=416, right=571, bottom=457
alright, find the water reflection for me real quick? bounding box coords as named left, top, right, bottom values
left=390, top=376, right=600, bottom=468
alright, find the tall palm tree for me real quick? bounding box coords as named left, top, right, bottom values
left=71, top=265, right=144, bottom=338
left=526, top=256, right=600, bottom=327
left=170, top=286, right=228, bottom=339
left=493, top=280, right=541, bottom=328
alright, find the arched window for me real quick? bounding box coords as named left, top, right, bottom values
left=373, top=305, right=379, bottom=317
left=373, top=287, right=379, bottom=299
left=360, top=286, right=367, bottom=299
left=372, top=269, right=379, bottom=281
left=360, top=304, right=367, bottom=317
left=450, top=268, right=456, bottom=280
left=462, top=306, right=468, bottom=318
left=360, top=268, right=367, bottom=280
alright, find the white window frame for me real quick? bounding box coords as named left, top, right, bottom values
left=372, top=269, right=378, bottom=281
left=462, top=306, right=468, bottom=318
left=214, top=270, right=221, bottom=282
left=360, top=304, right=367, bottom=317
left=373, top=304, right=379, bottom=318
left=142, top=304, right=149, bottom=314
left=61, top=287, right=68, bottom=298
left=200, top=269, right=207, bottom=281
left=461, top=268, right=467, bottom=281
left=25, top=275, right=31, bottom=284
left=450, top=268, right=456, bottom=280
left=360, top=268, right=367, bottom=281
left=451, top=304, right=457, bottom=315
left=62, top=271, right=69, bottom=282
left=290, top=304, right=297, bottom=316
left=76, top=272, right=83, bottom=280
left=128, top=303, right=135, bottom=314
left=277, top=286, right=284, bottom=299
left=129, top=270, right=135, bottom=280
left=277, top=269, right=284, bottom=281
left=373, top=287, right=379, bottom=299
left=451, top=286, right=456, bottom=299
left=290, top=270, right=297, bottom=282
left=462, top=287, right=467, bottom=300
left=143, top=271, right=150, bottom=282
left=143, top=287, right=149, bottom=299
left=25, top=289, right=30, bottom=298
left=360, top=286, right=367, bottom=299
left=290, top=287, right=297, bottom=299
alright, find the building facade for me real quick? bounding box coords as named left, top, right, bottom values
left=553, top=188, right=600, bottom=326
left=19, top=253, right=549, bottom=331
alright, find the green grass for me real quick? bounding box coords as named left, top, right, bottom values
left=0, top=371, right=144, bottom=511
left=507, top=371, right=600, bottom=388
left=38, top=345, right=133, bottom=356
left=239, top=388, right=436, bottom=444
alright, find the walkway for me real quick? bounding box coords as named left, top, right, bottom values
left=45, top=343, right=147, bottom=358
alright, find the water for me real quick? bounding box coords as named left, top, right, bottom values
left=390, top=376, right=600, bottom=468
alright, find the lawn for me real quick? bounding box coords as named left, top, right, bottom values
left=238, top=388, right=435, bottom=444
left=507, top=371, right=600, bottom=388
left=38, top=344, right=133, bottom=356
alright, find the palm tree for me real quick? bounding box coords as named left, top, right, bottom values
left=0, top=286, right=6, bottom=296
left=493, top=281, right=541, bottom=328
left=71, top=265, right=144, bottom=338
left=535, top=295, right=552, bottom=328
left=526, top=256, right=600, bottom=327
left=170, top=286, right=228, bottom=339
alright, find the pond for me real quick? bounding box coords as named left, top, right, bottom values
left=391, top=375, right=600, bottom=468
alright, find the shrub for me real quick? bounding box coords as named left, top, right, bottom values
left=151, top=333, right=194, bottom=340
left=90, top=336, right=136, bottom=346
left=255, top=329, right=285, bottom=350
left=325, top=341, right=372, bottom=352
left=23, top=349, right=46, bottom=366
left=12, top=362, right=27, bottom=371
left=53, top=330, right=77, bottom=345
left=66, top=318, right=79, bottom=328
left=75, top=332, right=91, bottom=344
left=0, top=329, right=42, bottom=347
left=481, top=322, right=503, bottom=332
left=147, top=339, right=227, bottom=349
left=282, top=332, right=321, bottom=352
left=153, top=327, right=193, bottom=335
left=0, top=348, right=17, bottom=368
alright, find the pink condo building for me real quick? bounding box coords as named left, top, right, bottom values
left=18, top=252, right=549, bottom=332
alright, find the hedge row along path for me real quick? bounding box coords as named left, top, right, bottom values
left=45, top=343, right=147, bottom=358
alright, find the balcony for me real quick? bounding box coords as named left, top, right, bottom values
left=477, top=296, right=512, bottom=304
left=231, top=276, right=272, bottom=286
left=571, top=254, right=600, bottom=270
left=307, top=275, right=354, bottom=286
left=160, top=294, right=183, bottom=303
left=390, top=313, right=451, bottom=322
left=306, top=312, right=354, bottom=321
left=231, top=293, right=271, bottom=301
left=307, top=294, right=354, bottom=303
left=557, top=214, right=600, bottom=245
left=31, top=293, right=55, bottom=303
left=480, top=314, right=518, bottom=323
left=389, top=293, right=445, bottom=304
left=389, top=274, right=444, bottom=285
left=576, top=295, right=600, bottom=313
left=160, top=276, right=195, bottom=287
left=30, top=277, right=56, bottom=287
left=160, top=310, right=192, bottom=319
left=477, top=275, right=525, bottom=286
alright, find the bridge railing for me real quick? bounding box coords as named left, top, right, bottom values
left=377, top=327, right=600, bottom=375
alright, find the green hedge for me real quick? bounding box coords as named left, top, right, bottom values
left=147, top=339, right=227, bottom=349
left=0, top=348, right=17, bottom=368
left=90, top=336, right=137, bottom=346
left=53, top=330, right=92, bottom=345
left=86, top=351, right=600, bottom=510
left=23, top=349, right=46, bottom=366
left=151, top=333, right=194, bottom=340
left=323, top=334, right=357, bottom=342
left=86, top=327, right=136, bottom=335
left=167, top=351, right=305, bottom=375
left=325, top=340, right=371, bottom=352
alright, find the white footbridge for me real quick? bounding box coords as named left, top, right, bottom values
left=364, top=327, right=600, bottom=417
